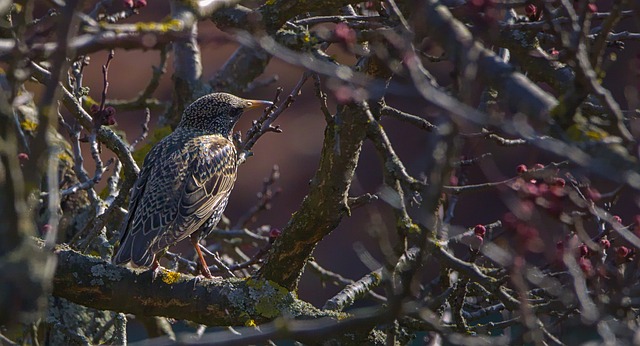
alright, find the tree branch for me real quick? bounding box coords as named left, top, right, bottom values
left=52, top=245, right=339, bottom=326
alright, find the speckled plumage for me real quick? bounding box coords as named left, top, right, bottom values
left=112, top=92, right=271, bottom=277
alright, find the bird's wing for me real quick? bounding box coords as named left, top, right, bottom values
left=112, top=141, right=165, bottom=266
left=114, top=135, right=237, bottom=266
left=150, top=136, right=238, bottom=253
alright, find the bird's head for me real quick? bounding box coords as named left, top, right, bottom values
left=178, top=92, right=273, bottom=135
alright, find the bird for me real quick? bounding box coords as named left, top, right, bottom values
left=112, top=92, right=272, bottom=278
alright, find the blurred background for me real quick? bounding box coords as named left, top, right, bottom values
left=25, top=0, right=640, bottom=338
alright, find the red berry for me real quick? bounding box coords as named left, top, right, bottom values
left=269, top=228, right=282, bottom=238
left=552, top=178, right=565, bottom=187
left=612, top=215, right=622, bottom=224
left=105, top=115, right=116, bottom=126
left=616, top=246, right=630, bottom=259
left=525, top=4, right=537, bottom=16
left=516, top=164, right=527, bottom=174
left=335, top=23, right=356, bottom=44
left=474, top=224, right=486, bottom=237
left=17, top=152, right=29, bottom=161
left=578, top=243, right=589, bottom=257
left=123, top=0, right=134, bottom=8
left=105, top=106, right=116, bottom=116
left=578, top=257, right=593, bottom=276
left=587, top=3, right=597, bottom=13
left=532, top=163, right=544, bottom=170
left=599, top=238, right=611, bottom=249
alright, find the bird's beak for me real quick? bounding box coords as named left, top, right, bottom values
left=243, top=99, right=273, bottom=110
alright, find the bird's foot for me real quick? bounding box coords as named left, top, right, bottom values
left=149, top=260, right=164, bottom=282
left=198, top=265, right=213, bottom=280
left=192, top=271, right=216, bottom=288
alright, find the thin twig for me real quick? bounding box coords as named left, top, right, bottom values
left=237, top=71, right=311, bottom=164
left=130, top=108, right=151, bottom=150
left=233, top=165, right=281, bottom=229
left=312, top=73, right=333, bottom=123
left=380, top=105, right=436, bottom=132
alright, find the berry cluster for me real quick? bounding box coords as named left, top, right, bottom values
left=90, top=104, right=117, bottom=126
left=123, top=0, right=147, bottom=9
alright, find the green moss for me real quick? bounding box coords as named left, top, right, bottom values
left=134, top=18, right=184, bottom=33
left=246, top=279, right=291, bottom=319
left=244, top=319, right=257, bottom=327
left=566, top=123, right=609, bottom=142
left=397, top=217, right=420, bottom=234
left=57, top=152, right=73, bottom=163
left=21, top=119, right=38, bottom=132
left=238, top=279, right=293, bottom=319
left=161, top=270, right=181, bottom=285
left=82, top=96, right=99, bottom=110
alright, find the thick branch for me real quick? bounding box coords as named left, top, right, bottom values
left=52, top=245, right=337, bottom=326
left=257, top=55, right=392, bottom=291
left=256, top=101, right=369, bottom=290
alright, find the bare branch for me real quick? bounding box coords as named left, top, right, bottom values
left=52, top=245, right=339, bottom=326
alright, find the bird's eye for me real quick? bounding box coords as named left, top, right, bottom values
left=246, top=101, right=253, bottom=108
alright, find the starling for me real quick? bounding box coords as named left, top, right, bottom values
left=112, top=92, right=272, bottom=278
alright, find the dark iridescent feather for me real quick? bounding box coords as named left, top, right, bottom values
left=112, top=93, right=271, bottom=272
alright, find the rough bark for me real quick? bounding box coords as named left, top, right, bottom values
left=52, top=245, right=340, bottom=326
left=258, top=56, right=393, bottom=291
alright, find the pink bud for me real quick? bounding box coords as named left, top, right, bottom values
left=335, top=23, right=356, bottom=44
left=599, top=238, right=610, bottom=249
left=269, top=228, right=282, bottom=238
left=474, top=224, right=486, bottom=237
left=42, top=224, right=52, bottom=233
left=105, top=106, right=116, bottom=116
left=612, top=215, right=622, bottom=224
left=516, top=164, right=527, bottom=174
left=525, top=4, right=537, bottom=17
left=578, top=243, right=588, bottom=257
left=616, top=246, right=630, bottom=259
left=18, top=152, right=29, bottom=161
left=578, top=257, right=593, bottom=276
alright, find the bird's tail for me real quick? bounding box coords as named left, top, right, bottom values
left=112, top=230, right=155, bottom=267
